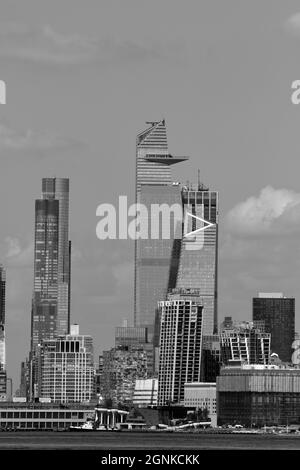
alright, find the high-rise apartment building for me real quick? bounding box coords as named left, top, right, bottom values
left=220, top=321, right=271, bottom=365
left=157, top=289, right=203, bottom=406
left=31, top=178, right=71, bottom=351
left=134, top=120, right=188, bottom=339
left=38, top=326, right=94, bottom=403
left=253, top=293, right=295, bottom=363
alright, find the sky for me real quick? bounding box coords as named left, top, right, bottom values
left=1, top=0, right=300, bottom=388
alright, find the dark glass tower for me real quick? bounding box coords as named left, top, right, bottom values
left=0, top=266, right=6, bottom=371
left=31, top=178, right=71, bottom=351
left=252, top=293, right=295, bottom=363
left=134, top=120, right=188, bottom=338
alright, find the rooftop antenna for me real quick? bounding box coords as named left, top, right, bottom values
left=198, top=169, right=201, bottom=190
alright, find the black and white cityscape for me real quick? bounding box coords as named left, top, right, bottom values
left=2, top=0, right=300, bottom=455
left=0, top=119, right=298, bottom=434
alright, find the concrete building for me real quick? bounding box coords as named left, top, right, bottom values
left=101, top=345, right=148, bottom=407
left=0, top=403, right=95, bottom=430
left=133, top=378, right=158, bottom=407
left=220, top=321, right=271, bottom=365
left=184, top=382, right=217, bottom=426
left=157, top=289, right=203, bottom=406
left=217, top=364, right=300, bottom=427
left=253, top=293, right=295, bottom=363
left=39, top=325, right=95, bottom=403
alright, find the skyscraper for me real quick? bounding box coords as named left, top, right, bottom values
left=31, top=178, right=71, bottom=351
left=134, top=120, right=188, bottom=338
left=38, top=326, right=94, bottom=403
left=0, top=266, right=6, bottom=401
left=157, top=289, right=203, bottom=406
left=176, top=186, right=219, bottom=335
left=0, top=266, right=5, bottom=367
left=253, top=293, right=295, bottom=363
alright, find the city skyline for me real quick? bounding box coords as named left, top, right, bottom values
left=2, top=0, right=300, bottom=390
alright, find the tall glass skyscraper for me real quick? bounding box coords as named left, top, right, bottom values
left=31, top=178, right=71, bottom=351
left=176, top=187, right=219, bottom=335
left=134, top=120, right=188, bottom=338
left=0, top=266, right=6, bottom=371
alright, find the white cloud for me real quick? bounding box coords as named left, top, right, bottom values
left=225, top=186, right=300, bottom=236
left=285, top=13, right=300, bottom=36
left=0, top=23, right=184, bottom=66
left=0, top=237, right=33, bottom=268
left=0, top=122, right=81, bottom=153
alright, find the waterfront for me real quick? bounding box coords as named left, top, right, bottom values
left=0, top=431, right=300, bottom=450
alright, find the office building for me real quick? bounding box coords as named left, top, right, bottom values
left=101, top=345, right=148, bottom=407
left=220, top=321, right=271, bottom=365
left=0, top=266, right=5, bottom=372
left=184, top=382, right=217, bottom=426
left=134, top=120, right=188, bottom=339
left=157, top=289, right=203, bottom=406
left=31, top=178, right=71, bottom=352
left=133, top=378, right=158, bottom=407
left=0, top=266, right=6, bottom=401
left=115, top=326, right=148, bottom=347
left=253, top=293, right=295, bottom=363
left=176, top=186, right=219, bottom=335
left=217, top=364, right=300, bottom=427
left=201, top=335, right=221, bottom=382
left=115, top=326, right=155, bottom=375
left=38, top=326, right=95, bottom=403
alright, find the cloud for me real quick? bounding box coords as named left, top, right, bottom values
left=225, top=186, right=300, bottom=236
left=285, top=13, right=300, bottom=36
left=0, top=237, right=33, bottom=268
left=0, top=23, right=185, bottom=66
left=0, top=121, right=82, bottom=153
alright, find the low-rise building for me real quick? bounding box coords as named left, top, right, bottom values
left=0, top=403, right=95, bottom=430
left=217, top=364, right=300, bottom=427
left=184, top=382, right=217, bottom=426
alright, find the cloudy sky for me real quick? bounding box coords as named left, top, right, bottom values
left=1, top=0, right=300, bottom=387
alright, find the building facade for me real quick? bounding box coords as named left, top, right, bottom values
left=176, top=188, right=219, bottom=336
left=101, top=345, right=148, bottom=407
left=253, top=293, right=295, bottom=363
left=201, top=335, right=221, bottom=382
left=157, top=289, right=203, bottom=406
left=31, top=178, right=71, bottom=351
left=0, top=403, right=95, bottom=430
left=220, top=321, right=271, bottom=365
left=38, top=327, right=94, bottom=403
left=217, top=365, right=300, bottom=427
left=184, top=382, right=217, bottom=425
left=0, top=266, right=5, bottom=373
left=133, top=378, right=158, bottom=407
left=0, top=266, right=6, bottom=401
